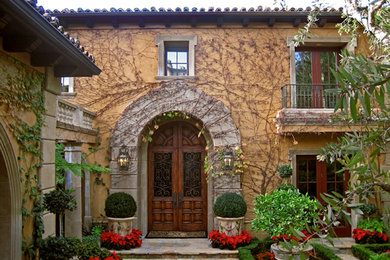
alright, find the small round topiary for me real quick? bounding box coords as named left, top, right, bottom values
left=213, top=192, right=247, bottom=218
left=277, top=164, right=293, bottom=178
left=105, top=192, right=137, bottom=218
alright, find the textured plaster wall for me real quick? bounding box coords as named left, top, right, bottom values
left=66, top=24, right=370, bottom=231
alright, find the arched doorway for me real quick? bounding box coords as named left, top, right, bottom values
left=148, top=121, right=207, bottom=235
left=0, top=151, right=11, bottom=258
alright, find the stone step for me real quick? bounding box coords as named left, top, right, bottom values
left=335, top=253, right=359, bottom=260
left=117, top=238, right=238, bottom=259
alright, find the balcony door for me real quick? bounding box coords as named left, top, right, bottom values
left=296, top=155, right=351, bottom=236
left=295, top=48, right=340, bottom=108
left=148, top=121, right=207, bottom=233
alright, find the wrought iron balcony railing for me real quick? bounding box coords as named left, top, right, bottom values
left=282, top=84, right=338, bottom=109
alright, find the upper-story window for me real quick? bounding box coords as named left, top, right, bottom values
left=295, top=48, right=340, bottom=108
left=165, top=41, right=189, bottom=76
left=61, top=77, right=74, bottom=93
left=156, top=35, right=197, bottom=81
left=284, top=36, right=356, bottom=109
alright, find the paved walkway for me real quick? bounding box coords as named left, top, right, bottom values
left=119, top=238, right=238, bottom=259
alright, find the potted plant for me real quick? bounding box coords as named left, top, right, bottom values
left=277, top=164, right=293, bottom=179
left=252, top=187, right=320, bottom=260
left=105, top=192, right=137, bottom=237
left=213, top=192, right=247, bottom=236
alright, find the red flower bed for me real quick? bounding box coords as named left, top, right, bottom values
left=272, top=230, right=310, bottom=242
left=208, top=230, right=252, bottom=250
left=89, top=251, right=121, bottom=260
left=101, top=229, right=143, bottom=250
left=256, top=251, right=275, bottom=260
left=353, top=228, right=388, bottom=244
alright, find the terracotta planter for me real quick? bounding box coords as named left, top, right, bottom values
left=271, top=243, right=313, bottom=260
left=107, top=216, right=135, bottom=237
left=216, top=216, right=244, bottom=236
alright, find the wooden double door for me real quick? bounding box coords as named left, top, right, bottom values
left=148, top=121, right=207, bottom=232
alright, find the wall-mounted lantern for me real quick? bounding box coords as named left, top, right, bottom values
left=117, top=146, right=130, bottom=171
left=222, top=152, right=234, bottom=170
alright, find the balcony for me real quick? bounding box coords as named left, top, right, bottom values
left=276, top=84, right=348, bottom=134
left=282, top=84, right=338, bottom=109
left=56, top=98, right=97, bottom=137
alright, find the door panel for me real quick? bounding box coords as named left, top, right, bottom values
left=148, top=121, right=207, bottom=232
left=296, top=155, right=351, bottom=236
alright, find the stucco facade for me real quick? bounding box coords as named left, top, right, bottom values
left=54, top=9, right=373, bottom=237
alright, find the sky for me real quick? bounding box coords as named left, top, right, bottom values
left=37, top=0, right=345, bottom=11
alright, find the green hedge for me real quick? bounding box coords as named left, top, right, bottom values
left=352, top=244, right=390, bottom=260
left=311, top=243, right=342, bottom=260
left=238, top=237, right=275, bottom=260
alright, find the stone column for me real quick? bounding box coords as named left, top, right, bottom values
left=84, top=168, right=92, bottom=232
left=41, top=68, right=61, bottom=238
left=64, top=144, right=83, bottom=239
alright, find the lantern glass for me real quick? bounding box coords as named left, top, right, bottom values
left=118, top=148, right=130, bottom=170
left=223, top=153, right=233, bottom=170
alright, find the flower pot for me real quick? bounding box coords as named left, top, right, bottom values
left=216, top=216, right=244, bottom=236
left=271, top=243, right=313, bottom=260
left=107, top=216, right=135, bottom=237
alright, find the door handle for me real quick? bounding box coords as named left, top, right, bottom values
left=173, top=192, right=177, bottom=209
left=178, top=192, right=182, bottom=209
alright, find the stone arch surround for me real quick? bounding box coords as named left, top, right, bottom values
left=0, top=121, right=22, bottom=260
left=110, top=81, right=242, bottom=234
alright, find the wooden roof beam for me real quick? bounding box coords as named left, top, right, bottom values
left=3, top=35, right=42, bottom=52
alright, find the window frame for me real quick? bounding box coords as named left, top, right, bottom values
left=155, top=35, right=197, bottom=81
left=287, top=36, right=356, bottom=109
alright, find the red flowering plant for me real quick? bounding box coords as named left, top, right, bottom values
left=101, top=229, right=142, bottom=250
left=256, top=251, right=275, bottom=260
left=208, top=230, right=252, bottom=250
left=353, top=228, right=388, bottom=244
left=353, top=218, right=388, bottom=244
left=89, top=251, right=121, bottom=260
left=271, top=230, right=311, bottom=243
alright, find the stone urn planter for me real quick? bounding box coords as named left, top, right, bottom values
left=107, top=216, right=136, bottom=237
left=216, top=216, right=244, bottom=236
left=105, top=192, right=137, bottom=237
left=213, top=193, right=247, bottom=236
left=271, top=243, right=313, bottom=260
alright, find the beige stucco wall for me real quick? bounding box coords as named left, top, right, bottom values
left=0, top=41, right=61, bottom=258
left=65, top=22, right=371, bottom=234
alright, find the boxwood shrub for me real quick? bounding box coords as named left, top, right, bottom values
left=105, top=192, right=137, bottom=218
left=238, top=237, right=275, bottom=260
left=311, top=243, right=342, bottom=260
left=213, top=192, right=247, bottom=218
left=352, top=244, right=390, bottom=260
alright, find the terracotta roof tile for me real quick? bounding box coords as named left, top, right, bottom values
left=26, top=0, right=96, bottom=63
left=49, top=5, right=343, bottom=14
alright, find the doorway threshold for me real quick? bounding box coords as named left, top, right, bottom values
left=147, top=231, right=206, bottom=238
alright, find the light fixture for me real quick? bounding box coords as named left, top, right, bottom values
left=117, top=146, right=130, bottom=171
left=222, top=152, right=234, bottom=170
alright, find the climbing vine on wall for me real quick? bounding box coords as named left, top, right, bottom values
left=0, top=52, right=46, bottom=258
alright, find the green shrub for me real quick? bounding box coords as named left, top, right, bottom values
left=91, top=225, right=105, bottom=236
left=39, top=236, right=79, bottom=260
left=238, top=237, right=275, bottom=260
left=43, top=189, right=77, bottom=215
left=76, top=241, right=112, bottom=260
left=358, top=218, right=388, bottom=233
left=277, top=164, right=293, bottom=178
left=105, top=192, right=137, bottom=218
left=277, top=184, right=298, bottom=191
left=213, top=192, right=247, bottom=218
left=352, top=244, right=390, bottom=260
left=311, top=243, right=342, bottom=260
left=252, top=188, right=320, bottom=237
left=359, top=204, right=379, bottom=217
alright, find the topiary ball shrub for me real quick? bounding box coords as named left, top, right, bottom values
left=277, top=164, right=293, bottom=179
left=105, top=192, right=137, bottom=218
left=213, top=192, right=247, bottom=218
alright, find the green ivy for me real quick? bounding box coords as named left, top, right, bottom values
left=0, top=53, right=46, bottom=258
